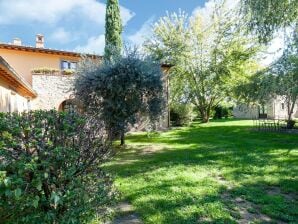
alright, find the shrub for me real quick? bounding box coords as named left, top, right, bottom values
left=0, top=111, right=115, bottom=224
left=287, top=119, right=296, bottom=129
left=170, top=103, right=194, bottom=126
left=213, top=105, right=233, bottom=119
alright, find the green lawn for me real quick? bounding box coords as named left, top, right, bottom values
left=105, top=120, right=298, bottom=224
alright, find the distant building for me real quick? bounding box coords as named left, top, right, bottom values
left=233, top=97, right=298, bottom=119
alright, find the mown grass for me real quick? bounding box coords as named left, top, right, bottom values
left=104, top=120, right=298, bottom=223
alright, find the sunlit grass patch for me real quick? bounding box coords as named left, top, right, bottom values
left=105, top=120, right=298, bottom=223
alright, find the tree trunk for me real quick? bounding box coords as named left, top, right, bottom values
left=286, top=98, right=296, bottom=129
left=107, top=130, right=114, bottom=142
left=120, top=131, right=125, bottom=146
left=202, top=114, right=209, bottom=123
left=199, top=108, right=210, bottom=123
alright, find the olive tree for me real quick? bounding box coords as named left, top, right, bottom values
left=75, top=50, right=165, bottom=145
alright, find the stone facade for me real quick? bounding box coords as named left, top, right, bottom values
left=0, top=39, right=170, bottom=128
left=31, top=74, right=75, bottom=110
left=272, top=96, right=298, bottom=119
left=233, top=104, right=259, bottom=119
left=233, top=98, right=298, bottom=119
left=31, top=73, right=170, bottom=129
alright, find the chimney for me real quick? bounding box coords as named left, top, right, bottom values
left=13, top=38, right=22, bottom=46
left=36, top=34, right=44, bottom=48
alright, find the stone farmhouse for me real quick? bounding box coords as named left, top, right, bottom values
left=233, top=98, right=298, bottom=120
left=0, top=35, right=170, bottom=128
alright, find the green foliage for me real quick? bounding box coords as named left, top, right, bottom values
left=105, top=0, right=122, bottom=61
left=144, top=11, right=190, bottom=66
left=170, top=103, right=195, bottom=126
left=0, top=111, right=115, bottom=224
left=146, top=2, right=259, bottom=123
left=31, top=67, right=60, bottom=74
left=238, top=30, right=298, bottom=123
left=287, top=119, right=296, bottom=129
left=241, top=0, right=298, bottom=43
left=213, top=105, right=233, bottom=119
left=75, top=50, right=165, bottom=145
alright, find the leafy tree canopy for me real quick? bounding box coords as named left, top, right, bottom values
left=75, top=50, right=165, bottom=145
left=241, top=0, right=298, bottom=43
left=238, top=30, right=298, bottom=122
left=145, top=1, right=260, bottom=122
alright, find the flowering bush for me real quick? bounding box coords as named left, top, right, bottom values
left=62, top=69, right=76, bottom=75
left=31, top=67, right=60, bottom=74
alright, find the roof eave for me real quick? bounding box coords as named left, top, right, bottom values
left=0, top=43, right=101, bottom=59
left=0, top=57, right=37, bottom=98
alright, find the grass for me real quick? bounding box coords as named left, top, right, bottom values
left=104, top=120, right=298, bottom=223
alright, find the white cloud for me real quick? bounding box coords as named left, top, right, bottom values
left=74, top=34, right=105, bottom=54
left=0, top=0, right=135, bottom=54
left=75, top=11, right=148, bottom=55
left=127, top=17, right=154, bottom=47
left=79, top=2, right=135, bottom=26
left=0, top=0, right=134, bottom=25
left=192, top=0, right=216, bottom=19
left=120, top=6, right=136, bottom=26
left=192, top=0, right=239, bottom=26
left=50, top=28, right=73, bottom=43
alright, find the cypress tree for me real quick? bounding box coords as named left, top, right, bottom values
left=104, top=0, right=123, bottom=60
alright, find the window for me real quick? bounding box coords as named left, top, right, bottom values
left=281, top=103, right=285, bottom=110
left=61, top=60, right=77, bottom=70
left=70, top=62, right=77, bottom=69
left=62, top=101, right=77, bottom=113
left=59, top=99, right=82, bottom=114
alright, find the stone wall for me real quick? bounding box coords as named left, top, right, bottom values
left=273, top=96, right=298, bottom=119
left=266, top=100, right=275, bottom=119
left=233, top=98, right=298, bottom=119
left=31, top=73, right=170, bottom=129
left=233, top=104, right=259, bottom=119
left=32, top=74, right=75, bottom=110
left=233, top=101, right=275, bottom=119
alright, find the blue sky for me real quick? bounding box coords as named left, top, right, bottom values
left=0, top=0, right=205, bottom=55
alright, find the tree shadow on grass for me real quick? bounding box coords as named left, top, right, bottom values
left=105, top=123, right=298, bottom=223
left=120, top=178, right=237, bottom=224
left=223, top=181, right=298, bottom=223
